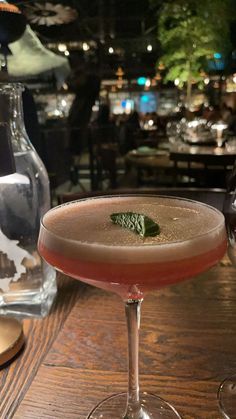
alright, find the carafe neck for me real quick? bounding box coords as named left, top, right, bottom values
left=0, top=83, right=30, bottom=152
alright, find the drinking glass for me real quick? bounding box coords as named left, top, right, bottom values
left=218, top=166, right=236, bottom=418
left=38, top=194, right=227, bottom=419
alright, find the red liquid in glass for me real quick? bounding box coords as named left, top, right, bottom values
left=39, top=196, right=227, bottom=299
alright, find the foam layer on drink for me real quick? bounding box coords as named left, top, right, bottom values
left=40, top=196, right=226, bottom=264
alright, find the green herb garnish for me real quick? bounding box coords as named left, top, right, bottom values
left=110, top=212, right=160, bottom=237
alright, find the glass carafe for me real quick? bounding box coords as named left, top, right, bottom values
left=0, top=83, right=56, bottom=317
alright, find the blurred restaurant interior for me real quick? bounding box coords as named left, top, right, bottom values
left=2, top=0, right=236, bottom=201
left=2, top=2, right=236, bottom=419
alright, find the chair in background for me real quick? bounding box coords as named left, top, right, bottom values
left=40, top=126, right=71, bottom=191
left=88, top=124, right=120, bottom=190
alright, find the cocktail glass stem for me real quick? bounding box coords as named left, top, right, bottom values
left=124, top=299, right=151, bottom=419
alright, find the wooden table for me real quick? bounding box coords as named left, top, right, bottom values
left=1, top=260, right=236, bottom=419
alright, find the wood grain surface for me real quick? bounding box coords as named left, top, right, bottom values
left=1, top=261, right=236, bottom=419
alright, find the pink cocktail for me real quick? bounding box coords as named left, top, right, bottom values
left=38, top=195, right=227, bottom=419
left=39, top=195, right=226, bottom=298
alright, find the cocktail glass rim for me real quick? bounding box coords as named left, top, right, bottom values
left=40, top=193, right=225, bottom=249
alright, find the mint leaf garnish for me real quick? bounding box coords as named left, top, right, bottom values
left=110, top=212, right=160, bottom=237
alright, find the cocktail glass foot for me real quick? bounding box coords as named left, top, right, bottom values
left=218, top=374, right=236, bottom=418
left=87, top=392, right=181, bottom=419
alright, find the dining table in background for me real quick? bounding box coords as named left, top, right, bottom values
left=125, top=148, right=173, bottom=186
left=0, top=257, right=236, bottom=419
left=125, top=142, right=236, bottom=187
left=169, top=143, right=236, bottom=187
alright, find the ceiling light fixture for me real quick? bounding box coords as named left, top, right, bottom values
left=23, top=2, right=78, bottom=26
left=82, top=42, right=90, bottom=51
left=58, top=43, right=67, bottom=52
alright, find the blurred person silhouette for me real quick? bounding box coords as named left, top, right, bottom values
left=119, top=110, right=140, bottom=155
left=67, top=64, right=100, bottom=186
left=221, top=103, right=232, bottom=124
left=228, top=109, right=236, bottom=135
left=68, top=66, right=100, bottom=160
left=89, top=103, right=116, bottom=146
left=206, top=105, right=221, bottom=123
left=89, top=103, right=118, bottom=189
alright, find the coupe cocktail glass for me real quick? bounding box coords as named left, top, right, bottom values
left=218, top=181, right=236, bottom=419
left=38, top=195, right=227, bottom=419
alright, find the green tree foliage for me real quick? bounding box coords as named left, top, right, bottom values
left=151, top=0, right=235, bottom=107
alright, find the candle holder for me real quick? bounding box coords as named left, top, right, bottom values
left=211, top=121, right=228, bottom=148
left=0, top=317, right=24, bottom=366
